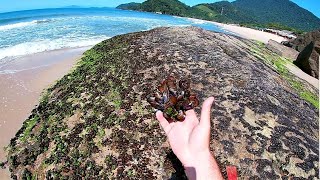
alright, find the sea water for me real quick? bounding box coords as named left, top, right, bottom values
left=0, top=7, right=227, bottom=68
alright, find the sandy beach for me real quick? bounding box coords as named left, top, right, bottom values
left=184, top=17, right=288, bottom=43
left=212, top=22, right=288, bottom=44
left=0, top=47, right=90, bottom=178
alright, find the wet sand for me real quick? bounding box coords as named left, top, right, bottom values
left=0, top=47, right=90, bottom=178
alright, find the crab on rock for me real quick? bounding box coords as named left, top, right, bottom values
left=147, top=75, right=199, bottom=121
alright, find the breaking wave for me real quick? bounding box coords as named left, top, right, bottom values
left=0, top=35, right=109, bottom=60
left=0, top=19, right=51, bottom=31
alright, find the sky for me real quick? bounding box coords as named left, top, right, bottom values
left=0, top=0, right=319, bottom=18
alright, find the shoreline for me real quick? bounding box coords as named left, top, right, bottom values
left=0, top=46, right=90, bottom=178
left=183, top=17, right=288, bottom=44
left=0, top=46, right=92, bottom=73
left=212, top=21, right=288, bottom=44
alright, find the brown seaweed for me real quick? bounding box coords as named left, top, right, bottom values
left=147, top=75, right=199, bottom=121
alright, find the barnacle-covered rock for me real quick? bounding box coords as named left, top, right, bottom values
left=147, top=75, right=199, bottom=121
left=5, top=27, right=318, bottom=179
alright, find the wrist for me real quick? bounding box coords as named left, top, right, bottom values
left=183, top=149, right=213, bottom=168
left=183, top=150, right=223, bottom=180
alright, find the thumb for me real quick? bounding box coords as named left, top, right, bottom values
left=156, top=111, right=170, bottom=133
left=200, top=97, right=215, bottom=131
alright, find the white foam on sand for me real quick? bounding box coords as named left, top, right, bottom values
left=0, top=35, right=109, bottom=61
left=184, top=17, right=207, bottom=24
left=0, top=64, right=50, bottom=75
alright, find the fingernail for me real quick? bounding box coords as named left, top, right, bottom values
left=156, top=110, right=162, bottom=116
left=209, top=97, right=215, bottom=104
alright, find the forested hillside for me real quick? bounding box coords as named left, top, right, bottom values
left=233, top=0, right=320, bottom=31
left=117, top=0, right=320, bottom=32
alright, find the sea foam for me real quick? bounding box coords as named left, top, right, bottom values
left=0, top=36, right=109, bottom=61
left=0, top=20, right=51, bottom=31
left=0, top=8, right=224, bottom=63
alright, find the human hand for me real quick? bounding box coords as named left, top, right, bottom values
left=156, top=97, right=223, bottom=180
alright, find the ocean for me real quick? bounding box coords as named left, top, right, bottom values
left=0, top=7, right=228, bottom=67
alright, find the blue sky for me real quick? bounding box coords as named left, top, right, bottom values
left=0, top=0, right=319, bottom=18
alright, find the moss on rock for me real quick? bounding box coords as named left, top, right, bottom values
left=6, top=27, right=319, bottom=179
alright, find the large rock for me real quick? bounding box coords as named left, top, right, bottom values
left=283, top=29, right=320, bottom=79
left=289, top=29, right=320, bottom=52
left=5, top=27, right=319, bottom=179
left=267, top=39, right=299, bottom=60
left=294, top=41, right=319, bottom=79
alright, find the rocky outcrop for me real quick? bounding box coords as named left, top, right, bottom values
left=294, top=41, right=319, bottom=79
left=5, top=27, right=319, bottom=179
left=283, top=29, right=320, bottom=79
left=267, top=39, right=299, bottom=60
left=289, top=29, right=320, bottom=52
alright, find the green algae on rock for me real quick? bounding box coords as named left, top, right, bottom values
left=5, top=27, right=319, bottom=179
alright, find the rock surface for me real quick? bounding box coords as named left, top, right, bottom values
left=267, top=39, right=299, bottom=60
left=284, top=29, right=320, bottom=79
left=5, top=27, right=319, bottom=179
left=289, top=29, right=320, bottom=52
left=294, top=41, right=319, bottom=79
